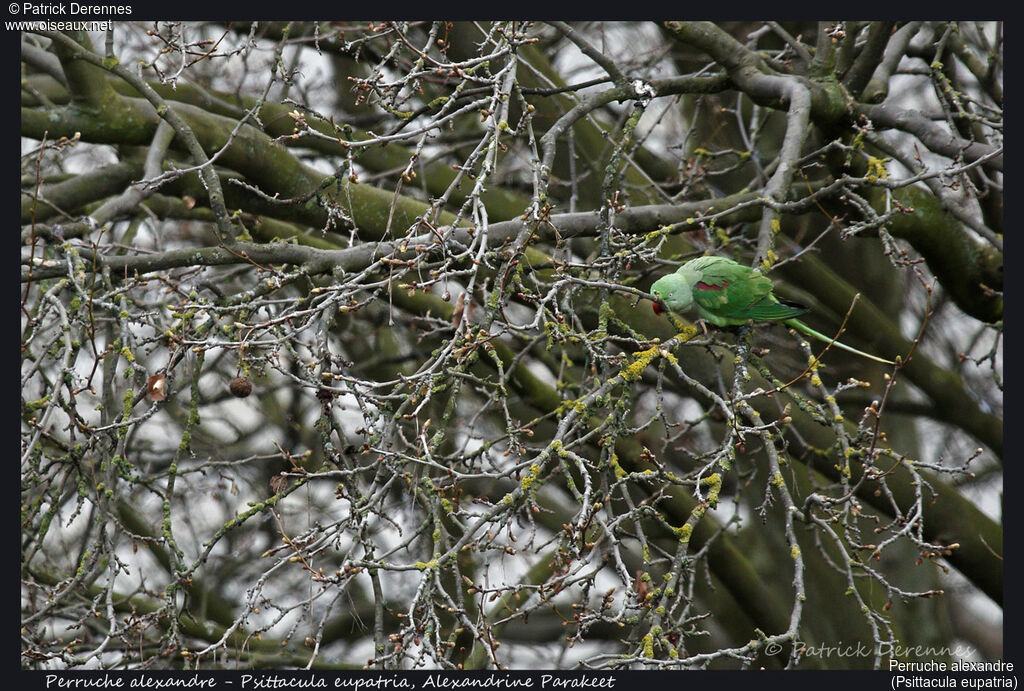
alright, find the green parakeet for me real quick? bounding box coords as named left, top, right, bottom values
left=650, top=256, right=893, bottom=365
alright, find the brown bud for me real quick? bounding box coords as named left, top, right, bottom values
left=451, top=291, right=466, bottom=328
left=634, top=570, right=649, bottom=602
left=229, top=376, right=253, bottom=398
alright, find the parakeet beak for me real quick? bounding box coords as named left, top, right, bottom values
left=650, top=289, right=666, bottom=315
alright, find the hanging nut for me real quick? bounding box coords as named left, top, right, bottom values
left=229, top=376, right=253, bottom=398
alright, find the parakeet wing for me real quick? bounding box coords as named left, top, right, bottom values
left=689, top=258, right=806, bottom=322
left=689, top=261, right=765, bottom=313
left=730, top=295, right=807, bottom=321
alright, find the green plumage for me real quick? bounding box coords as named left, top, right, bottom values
left=650, top=256, right=893, bottom=365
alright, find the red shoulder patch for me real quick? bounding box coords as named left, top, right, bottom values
left=696, top=280, right=728, bottom=291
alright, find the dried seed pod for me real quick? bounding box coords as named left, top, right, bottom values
left=146, top=373, right=167, bottom=402
left=229, top=376, right=253, bottom=398
left=269, top=473, right=289, bottom=495
left=316, top=387, right=334, bottom=404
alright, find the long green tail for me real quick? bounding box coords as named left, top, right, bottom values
left=784, top=319, right=894, bottom=365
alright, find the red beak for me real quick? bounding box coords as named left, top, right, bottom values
left=652, top=301, right=664, bottom=315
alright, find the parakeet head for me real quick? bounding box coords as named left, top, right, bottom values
left=650, top=273, right=693, bottom=315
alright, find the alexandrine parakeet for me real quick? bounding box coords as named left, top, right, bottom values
left=650, top=256, right=893, bottom=365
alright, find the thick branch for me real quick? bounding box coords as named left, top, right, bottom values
left=37, top=29, right=239, bottom=240
left=858, top=101, right=1003, bottom=171
left=842, top=21, right=896, bottom=97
